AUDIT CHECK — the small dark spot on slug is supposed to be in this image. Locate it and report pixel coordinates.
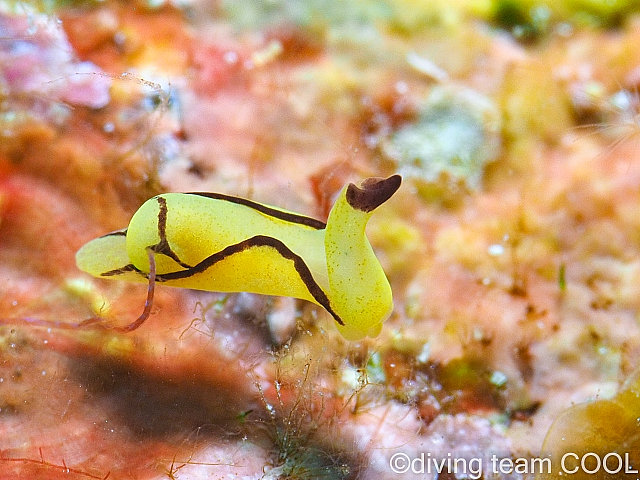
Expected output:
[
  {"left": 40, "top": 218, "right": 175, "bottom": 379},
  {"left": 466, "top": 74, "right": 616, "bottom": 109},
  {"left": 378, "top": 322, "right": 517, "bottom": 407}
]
[{"left": 346, "top": 175, "right": 401, "bottom": 213}]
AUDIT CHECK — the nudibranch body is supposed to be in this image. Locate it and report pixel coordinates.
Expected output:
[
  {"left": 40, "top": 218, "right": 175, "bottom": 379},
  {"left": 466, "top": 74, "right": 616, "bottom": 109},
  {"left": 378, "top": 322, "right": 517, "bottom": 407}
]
[{"left": 76, "top": 175, "right": 401, "bottom": 340}]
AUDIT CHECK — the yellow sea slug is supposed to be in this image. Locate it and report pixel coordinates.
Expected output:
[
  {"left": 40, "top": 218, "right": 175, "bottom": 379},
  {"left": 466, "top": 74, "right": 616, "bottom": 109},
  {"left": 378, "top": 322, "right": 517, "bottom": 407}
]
[{"left": 76, "top": 175, "right": 401, "bottom": 340}]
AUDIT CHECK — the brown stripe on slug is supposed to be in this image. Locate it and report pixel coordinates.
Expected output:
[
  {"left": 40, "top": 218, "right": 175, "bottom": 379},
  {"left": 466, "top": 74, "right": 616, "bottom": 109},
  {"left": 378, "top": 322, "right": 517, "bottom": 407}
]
[
  {"left": 99, "top": 229, "right": 128, "bottom": 238},
  {"left": 149, "top": 197, "right": 193, "bottom": 269},
  {"left": 156, "top": 234, "right": 345, "bottom": 326},
  {"left": 346, "top": 175, "right": 402, "bottom": 213},
  {"left": 101, "top": 263, "right": 144, "bottom": 277},
  {"left": 187, "top": 192, "right": 327, "bottom": 230}
]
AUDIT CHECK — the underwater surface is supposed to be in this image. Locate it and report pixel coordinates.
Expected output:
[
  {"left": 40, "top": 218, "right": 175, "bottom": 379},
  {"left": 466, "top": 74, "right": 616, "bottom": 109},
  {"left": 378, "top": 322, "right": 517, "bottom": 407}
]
[{"left": 1, "top": 0, "right": 640, "bottom": 478}]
